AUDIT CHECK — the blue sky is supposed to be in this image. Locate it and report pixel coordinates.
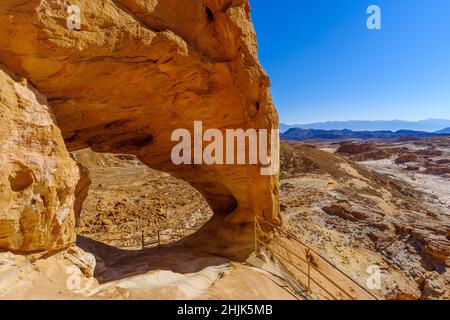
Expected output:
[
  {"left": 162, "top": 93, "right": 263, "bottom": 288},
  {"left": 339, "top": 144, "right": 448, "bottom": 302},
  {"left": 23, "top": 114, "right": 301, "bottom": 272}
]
[{"left": 250, "top": 0, "right": 450, "bottom": 124}]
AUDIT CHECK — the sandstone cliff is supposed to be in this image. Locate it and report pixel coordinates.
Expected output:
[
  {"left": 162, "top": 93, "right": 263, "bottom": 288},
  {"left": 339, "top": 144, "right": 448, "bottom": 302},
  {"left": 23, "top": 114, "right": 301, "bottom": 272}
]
[
  {"left": 0, "top": 66, "right": 79, "bottom": 251},
  {"left": 0, "top": 0, "right": 279, "bottom": 255}
]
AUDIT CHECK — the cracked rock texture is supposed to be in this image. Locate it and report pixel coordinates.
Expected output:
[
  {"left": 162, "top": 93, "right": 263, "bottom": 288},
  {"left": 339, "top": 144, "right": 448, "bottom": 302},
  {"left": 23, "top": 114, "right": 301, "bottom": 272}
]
[{"left": 0, "top": 66, "right": 79, "bottom": 251}]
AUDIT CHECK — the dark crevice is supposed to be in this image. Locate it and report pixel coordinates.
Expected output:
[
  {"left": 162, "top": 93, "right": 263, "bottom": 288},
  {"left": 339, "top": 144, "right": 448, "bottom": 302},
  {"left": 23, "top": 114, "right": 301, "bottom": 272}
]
[
  {"left": 104, "top": 119, "right": 129, "bottom": 129},
  {"left": 205, "top": 6, "right": 215, "bottom": 23},
  {"left": 65, "top": 132, "right": 81, "bottom": 144},
  {"left": 115, "top": 135, "right": 154, "bottom": 151}
]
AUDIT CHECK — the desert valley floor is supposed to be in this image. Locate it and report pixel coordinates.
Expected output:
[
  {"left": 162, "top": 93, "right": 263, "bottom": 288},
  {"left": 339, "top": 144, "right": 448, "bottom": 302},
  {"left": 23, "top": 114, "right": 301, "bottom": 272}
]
[{"left": 1, "top": 138, "right": 448, "bottom": 300}]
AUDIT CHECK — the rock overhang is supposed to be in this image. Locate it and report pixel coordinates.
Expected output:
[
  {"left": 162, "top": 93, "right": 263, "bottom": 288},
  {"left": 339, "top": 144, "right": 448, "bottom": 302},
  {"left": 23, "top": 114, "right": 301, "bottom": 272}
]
[{"left": 0, "top": 0, "right": 280, "bottom": 255}]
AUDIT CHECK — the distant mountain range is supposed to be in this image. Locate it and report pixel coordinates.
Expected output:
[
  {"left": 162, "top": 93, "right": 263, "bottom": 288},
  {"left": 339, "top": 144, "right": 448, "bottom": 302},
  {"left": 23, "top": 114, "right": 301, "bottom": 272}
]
[
  {"left": 281, "top": 128, "right": 450, "bottom": 141},
  {"left": 280, "top": 119, "right": 450, "bottom": 133},
  {"left": 436, "top": 127, "right": 450, "bottom": 134}
]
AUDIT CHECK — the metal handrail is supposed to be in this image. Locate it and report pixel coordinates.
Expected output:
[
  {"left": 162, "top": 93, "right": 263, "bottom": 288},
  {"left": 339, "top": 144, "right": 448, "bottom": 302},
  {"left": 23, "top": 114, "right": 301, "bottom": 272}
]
[
  {"left": 256, "top": 226, "right": 353, "bottom": 299},
  {"left": 256, "top": 238, "right": 339, "bottom": 299},
  {"left": 254, "top": 216, "right": 378, "bottom": 300},
  {"left": 82, "top": 226, "right": 200, "bottom": 249}
]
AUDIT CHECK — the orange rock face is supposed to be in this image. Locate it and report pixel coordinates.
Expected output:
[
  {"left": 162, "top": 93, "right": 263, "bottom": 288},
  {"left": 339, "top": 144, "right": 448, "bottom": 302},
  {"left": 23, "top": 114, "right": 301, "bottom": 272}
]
[
  {"left": 0, "top": 1, "right": 280, "bottom": 253},
  {"left": 0, "top": 66, "right": 79, "bottom": 251}
]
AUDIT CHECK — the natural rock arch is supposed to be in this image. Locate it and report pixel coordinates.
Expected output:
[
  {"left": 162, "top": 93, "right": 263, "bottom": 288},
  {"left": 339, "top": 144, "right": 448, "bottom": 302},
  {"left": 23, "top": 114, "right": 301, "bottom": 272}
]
[{"left": 0, "top": 0, "right": 280, "bottom": 257}]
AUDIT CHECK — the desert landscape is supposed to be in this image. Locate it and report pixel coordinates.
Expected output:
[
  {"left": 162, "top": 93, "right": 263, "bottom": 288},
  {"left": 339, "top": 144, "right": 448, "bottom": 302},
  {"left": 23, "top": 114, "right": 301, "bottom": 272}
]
[
  {"left": 0, "top": 0, "right": 449, "bottom": 301},
  {"left": 74, "top": 138, "right": 450, "bottom": 300},
  {"left": 1, "top": 139, "right": 448, "bottom": 299},
  {"left": 280, "top": 138, "right": 450, "bottom": 299}
]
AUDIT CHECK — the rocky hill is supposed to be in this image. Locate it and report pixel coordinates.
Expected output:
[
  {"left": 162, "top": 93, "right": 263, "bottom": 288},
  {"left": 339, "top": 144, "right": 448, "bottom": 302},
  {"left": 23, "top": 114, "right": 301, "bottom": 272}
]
[
  {"left": 436, "top": 127, "right": 450, "bottom": 134},
  {"left": 280, "top": 142, "right": 449, "bottom": 299}
]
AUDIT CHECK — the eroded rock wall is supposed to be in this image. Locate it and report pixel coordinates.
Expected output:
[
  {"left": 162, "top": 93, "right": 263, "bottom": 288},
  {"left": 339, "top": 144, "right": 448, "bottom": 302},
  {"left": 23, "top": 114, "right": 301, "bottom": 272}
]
[
  {"left": 0, "top": 66, "right": 79, "bottom": 251},
  {"left": 0, "top": 0, "right": 279, "bottom": 254}
]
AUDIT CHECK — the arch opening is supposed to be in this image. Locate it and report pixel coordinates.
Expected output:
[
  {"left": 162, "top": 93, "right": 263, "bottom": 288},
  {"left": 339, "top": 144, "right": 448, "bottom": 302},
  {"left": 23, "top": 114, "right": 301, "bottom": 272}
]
[{"left": 72, "top": 148, "right": 216, "bottom": 250}]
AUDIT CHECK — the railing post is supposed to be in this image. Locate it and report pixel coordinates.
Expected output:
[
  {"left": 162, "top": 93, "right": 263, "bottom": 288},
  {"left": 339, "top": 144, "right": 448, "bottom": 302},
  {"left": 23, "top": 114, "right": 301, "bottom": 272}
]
[
  {"left": 306, "top": 248, "right": 311, "bottom": 293},
  {"left": 254, "top": 216, "right": 258, "bottom": 255},
  {"left": 157, "top": 229, "right": 161, "bottom": 249}
]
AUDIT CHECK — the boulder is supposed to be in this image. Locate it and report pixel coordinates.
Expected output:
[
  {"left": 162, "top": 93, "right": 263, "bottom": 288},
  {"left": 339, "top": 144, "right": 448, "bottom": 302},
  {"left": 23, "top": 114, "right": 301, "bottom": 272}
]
[
  {"left": 353, "top": 150, "right": 392, "bottom": 161},
  {"left": 336, "top": 143, "right": 372, "bottom": 155},
  {"left": 395, "top": 154, "right": 418, "bottom": 164},
  {"left": 322, "top": 203, "right": 368, "bottom": 222}
]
